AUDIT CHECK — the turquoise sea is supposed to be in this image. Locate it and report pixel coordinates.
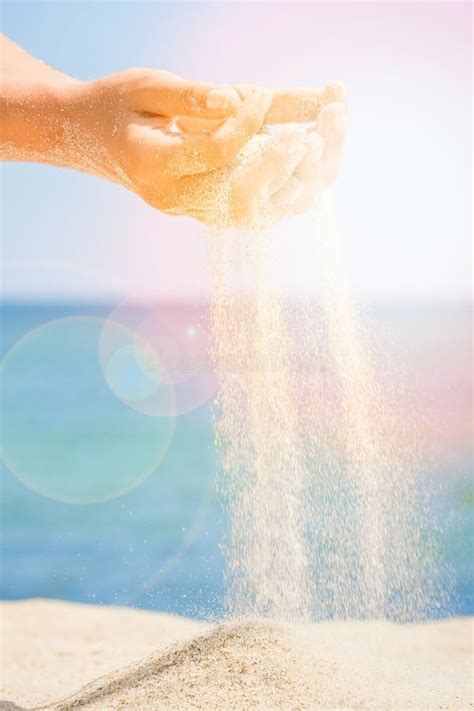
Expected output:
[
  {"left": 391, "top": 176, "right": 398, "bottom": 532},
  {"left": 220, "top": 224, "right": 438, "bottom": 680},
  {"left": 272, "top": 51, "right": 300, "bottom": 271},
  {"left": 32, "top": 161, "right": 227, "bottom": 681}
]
[{"left": 1, "top": 302, "right": 472, "bottom": 619}]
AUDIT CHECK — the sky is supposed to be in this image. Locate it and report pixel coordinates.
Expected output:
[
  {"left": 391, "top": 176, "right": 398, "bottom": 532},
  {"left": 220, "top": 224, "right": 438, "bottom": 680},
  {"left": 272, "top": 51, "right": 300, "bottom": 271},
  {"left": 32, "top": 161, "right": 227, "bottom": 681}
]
[{"left": 1, "top": 1, "right": 472, "bottom": 302}]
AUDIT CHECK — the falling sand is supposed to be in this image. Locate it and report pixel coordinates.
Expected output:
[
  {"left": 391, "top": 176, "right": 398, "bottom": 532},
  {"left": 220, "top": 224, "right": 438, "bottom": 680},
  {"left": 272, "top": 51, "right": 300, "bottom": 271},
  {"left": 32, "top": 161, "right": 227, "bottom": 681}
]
[
  {"left": 210, "top": 226, "right": 311, "bottom": 620},
  {"left": 210, "top": 190, "right": 445, "bottom": 622}
]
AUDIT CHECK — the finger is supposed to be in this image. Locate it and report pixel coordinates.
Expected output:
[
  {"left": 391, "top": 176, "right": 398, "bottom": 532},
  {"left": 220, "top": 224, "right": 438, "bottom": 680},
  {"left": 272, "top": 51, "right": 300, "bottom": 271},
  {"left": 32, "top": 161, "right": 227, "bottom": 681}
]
[
  {"left": 174, "top": 89, "right": 273, "bottom": 174},
  {"left": 174, "top": 116, "right": 223, "bottom": 133},
  {"left": 313, "top": 101, "right": 347, "bottom": 186},
  {"left": 243, "top": 130, "right": 308, "bottom": 189},
  {"left": 270, "top": 130, "right": 326, "bottom": 220},
  {"left": 228, "top": 132, "right": 309, "bottom": 227},
  {"left": 129, "top": 70, "right": 242, "bottom": 119},
  {"left": 172, "top": 83, "right": 347, "bottom": 131},
  {"left": 265, "top": 132, "right": 310, "bottom": 194},
  {"left": 271, "top": 176, "right": 318, "bottom": 222},
  {"left": 236, "top": 81, "right": 347, "bottom": 124},
  {"left": 174, "top": 118, "right": 271, "bottom": 135},
  {"left": 268, "top": 82, "right": 347, "bottom": 124},
  {"left": 204, "top": 89, "right": 274, "bottom": 170},
  {"left": 248, "top": 130, "right": 323, "bottom": 196},
  {"left": 294, "top": 132, "right": 324, "bottom": 186},
  {"left": 129, "top": 89, "right": 273, "bottom": 176}
]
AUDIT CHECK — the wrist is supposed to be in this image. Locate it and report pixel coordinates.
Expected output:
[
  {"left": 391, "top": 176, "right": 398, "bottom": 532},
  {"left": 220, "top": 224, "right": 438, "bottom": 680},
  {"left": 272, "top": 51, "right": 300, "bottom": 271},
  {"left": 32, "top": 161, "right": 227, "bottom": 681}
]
[
  {"left": 53, "top": 78, "right": 122, "bottom": 182},
  {"left": 0, "top": 74, "right": 84, "bottom": 165}
]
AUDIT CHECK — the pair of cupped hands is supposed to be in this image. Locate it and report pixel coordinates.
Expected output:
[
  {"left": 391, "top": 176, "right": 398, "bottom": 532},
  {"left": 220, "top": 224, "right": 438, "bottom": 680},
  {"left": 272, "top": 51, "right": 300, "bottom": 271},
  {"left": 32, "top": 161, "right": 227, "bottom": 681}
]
[{"left": 71, "top": 69, "right": 347, "bottom": 228}]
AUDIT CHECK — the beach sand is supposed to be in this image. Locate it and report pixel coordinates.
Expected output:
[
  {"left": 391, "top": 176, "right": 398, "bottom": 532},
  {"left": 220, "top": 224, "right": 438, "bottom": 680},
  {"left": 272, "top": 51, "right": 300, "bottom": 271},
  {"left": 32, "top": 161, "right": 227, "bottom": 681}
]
[{"left": 0, "top": 600, "right": 472, "bottom": 710}]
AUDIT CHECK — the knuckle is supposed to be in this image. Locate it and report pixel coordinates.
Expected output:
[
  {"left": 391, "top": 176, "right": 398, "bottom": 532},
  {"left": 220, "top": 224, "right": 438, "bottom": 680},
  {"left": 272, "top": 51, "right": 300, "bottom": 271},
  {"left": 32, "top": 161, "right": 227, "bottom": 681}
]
[
  {"left": 180, "top": 85, "right": 204, "bottom": 112},
  {"left": 118, "top": 68, "right": 152, "bottom": 92},
  {"left": 117, "top": 68, "right": 143, "bottom": 83}
]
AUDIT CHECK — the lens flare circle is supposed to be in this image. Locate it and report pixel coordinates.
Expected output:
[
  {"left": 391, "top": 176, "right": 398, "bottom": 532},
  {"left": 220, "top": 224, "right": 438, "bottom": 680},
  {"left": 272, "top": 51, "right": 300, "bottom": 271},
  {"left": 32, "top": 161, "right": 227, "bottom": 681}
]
[
  {"left": 104, "top": 343, "right": 163, "bottom": 403},
  {"left": 1, "top": 317, "right": 175, "bottom": 503},
  {"left": 100, "top": 298, "right": 217, "bottom": 416}
]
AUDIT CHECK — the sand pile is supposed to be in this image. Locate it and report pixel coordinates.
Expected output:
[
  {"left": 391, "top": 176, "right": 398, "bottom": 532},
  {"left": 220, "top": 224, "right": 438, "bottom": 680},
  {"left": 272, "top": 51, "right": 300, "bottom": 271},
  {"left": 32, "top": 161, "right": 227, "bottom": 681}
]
[
  {"left": 50, "top": 621, "right": 319, "bottom": 710},
  {"left": 20, "top": 612, "right": 467, "bottom": 711}
]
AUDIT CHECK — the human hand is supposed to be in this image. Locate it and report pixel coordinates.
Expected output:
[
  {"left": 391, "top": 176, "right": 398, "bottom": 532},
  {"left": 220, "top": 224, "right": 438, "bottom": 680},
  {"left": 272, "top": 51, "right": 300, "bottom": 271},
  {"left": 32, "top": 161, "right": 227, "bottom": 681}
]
[
  {"left": 158, "top": 83, "right": 347, "bottom": 229},
  {"left": 68, "top": 71, "right": 346, "bottom": 228},
  {"left": 65, "top": 70, "right": 273, "bottom": 191},
  {"left": 1, "top": 35, "right": 346, "bottom": 228},
  {"left": 0, "top": 39, "right": 274, "bottom": 188}
]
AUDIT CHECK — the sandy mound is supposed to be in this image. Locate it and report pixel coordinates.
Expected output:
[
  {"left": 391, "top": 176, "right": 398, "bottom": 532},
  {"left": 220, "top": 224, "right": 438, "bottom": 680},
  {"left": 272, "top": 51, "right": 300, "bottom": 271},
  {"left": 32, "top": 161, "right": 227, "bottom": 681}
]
[
  {"left": 0, "top": 599, "right": 206, "bottom": 708},
  {"left": 50, "top": 621, "right": 319, "bottom": 710},
  {"left": 2, "top": 602, "right": 471, "bottom": 710},
  {"left": 45, "top": 617, "right": 473, "bottom": 711}
]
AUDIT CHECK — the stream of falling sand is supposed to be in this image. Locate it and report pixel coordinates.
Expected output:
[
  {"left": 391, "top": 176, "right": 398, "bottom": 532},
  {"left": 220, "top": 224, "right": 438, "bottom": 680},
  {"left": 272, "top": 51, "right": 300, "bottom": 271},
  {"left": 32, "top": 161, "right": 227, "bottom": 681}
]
[
  {"left": 211, "top": 229, "right": 312, "bottom": 620},
  {"left": 210, "top": 191, "right": 441, "bottom": 622}
]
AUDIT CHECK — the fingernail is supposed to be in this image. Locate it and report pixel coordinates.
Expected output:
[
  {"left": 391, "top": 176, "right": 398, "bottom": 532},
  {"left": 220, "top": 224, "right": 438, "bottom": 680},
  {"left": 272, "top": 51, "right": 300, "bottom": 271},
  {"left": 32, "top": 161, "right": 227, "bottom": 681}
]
[
  {"left": 206, "top": 88, "right": 238, "bottom": 111},
  {"left": 324, "top": 81, "right": 347, "bottom": 104}
]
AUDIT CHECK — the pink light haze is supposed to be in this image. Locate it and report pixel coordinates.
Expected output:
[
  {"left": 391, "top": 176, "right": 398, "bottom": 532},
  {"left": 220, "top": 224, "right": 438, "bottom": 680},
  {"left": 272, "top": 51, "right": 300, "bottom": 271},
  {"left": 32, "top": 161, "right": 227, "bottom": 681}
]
[{"left": 124, "top": 1, "right": 471, "bottom": 304}]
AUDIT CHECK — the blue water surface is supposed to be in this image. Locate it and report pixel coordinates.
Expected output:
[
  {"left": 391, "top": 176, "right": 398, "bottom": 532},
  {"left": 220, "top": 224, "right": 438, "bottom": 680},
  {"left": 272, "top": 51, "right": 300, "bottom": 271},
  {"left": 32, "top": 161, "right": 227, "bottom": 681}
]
[{"left": 1, "top": 303, "right": 472, "bottom": 619}]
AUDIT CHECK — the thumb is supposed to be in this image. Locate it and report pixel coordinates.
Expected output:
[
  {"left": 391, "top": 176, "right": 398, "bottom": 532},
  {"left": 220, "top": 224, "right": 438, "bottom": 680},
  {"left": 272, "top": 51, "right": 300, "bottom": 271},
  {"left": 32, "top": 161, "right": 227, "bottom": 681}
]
[{"left": 130, "top": 71, "right": 242, "bottom": 119}]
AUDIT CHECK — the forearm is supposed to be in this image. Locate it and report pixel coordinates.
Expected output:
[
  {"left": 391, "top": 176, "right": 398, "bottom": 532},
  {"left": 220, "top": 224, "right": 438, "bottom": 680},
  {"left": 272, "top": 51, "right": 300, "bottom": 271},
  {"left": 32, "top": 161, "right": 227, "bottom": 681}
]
[{"left": 0, "top": 34, "right": 83, "bottom": 167}]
